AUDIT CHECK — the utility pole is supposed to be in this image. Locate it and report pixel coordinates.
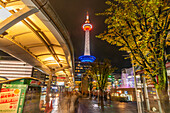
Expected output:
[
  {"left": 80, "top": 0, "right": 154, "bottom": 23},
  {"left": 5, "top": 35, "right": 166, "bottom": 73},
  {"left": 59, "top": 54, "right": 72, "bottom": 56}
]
[{"left": 143, "top": 76, "right": 150, "bottom": 111}]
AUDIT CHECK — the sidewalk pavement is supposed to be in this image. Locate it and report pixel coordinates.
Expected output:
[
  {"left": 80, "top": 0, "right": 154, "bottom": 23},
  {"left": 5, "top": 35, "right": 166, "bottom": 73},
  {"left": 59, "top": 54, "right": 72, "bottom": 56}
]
[{"left": 78, "top": 98, "right": 138, "bottom": 113}]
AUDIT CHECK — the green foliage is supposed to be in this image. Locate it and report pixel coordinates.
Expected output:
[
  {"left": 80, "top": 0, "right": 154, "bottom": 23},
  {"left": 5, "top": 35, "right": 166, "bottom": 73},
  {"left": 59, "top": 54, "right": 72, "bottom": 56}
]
[
  {"left": 86, "top": 59, "right": 117, "bottom": 90},
  {"left": 97, "top": 0, "right": 170, "bottom": 90}
]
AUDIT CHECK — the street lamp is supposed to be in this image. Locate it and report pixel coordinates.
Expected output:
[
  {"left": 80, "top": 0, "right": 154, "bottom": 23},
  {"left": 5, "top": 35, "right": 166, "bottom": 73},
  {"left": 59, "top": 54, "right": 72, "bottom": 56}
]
[{"left": 123, "top": 54, "right": 142, "bottom": 113}]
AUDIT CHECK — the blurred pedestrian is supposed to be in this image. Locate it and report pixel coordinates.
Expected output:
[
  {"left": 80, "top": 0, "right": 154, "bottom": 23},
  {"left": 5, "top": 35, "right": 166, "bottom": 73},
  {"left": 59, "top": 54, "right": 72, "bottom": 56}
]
[
  {"left": 70, "top": 91, "right": 79, "bottom": 113},
  {"left": 104, "top": 91, "right": 107, "bottom": 101},
  {"left": 58, "top": 93, "right": 71, "bottom": 113},
  {"left": 108, "top": 92, "right": 112, "bottom": 104}
]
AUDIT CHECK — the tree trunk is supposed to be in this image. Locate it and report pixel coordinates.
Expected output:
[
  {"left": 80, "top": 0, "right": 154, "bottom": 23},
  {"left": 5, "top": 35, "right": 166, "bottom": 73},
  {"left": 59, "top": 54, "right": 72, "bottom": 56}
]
[
  {"left": 100, "top": 89, "right": 104, "bottom": 111},
  {"left": 157, "top": 88, "right": 169, "bottom": 113},
  {"left": 89, "top": 90, "right": 92, "bottom": 99},
  {"left": 158, "top": 65, "right": 169, "bottom": 113}
]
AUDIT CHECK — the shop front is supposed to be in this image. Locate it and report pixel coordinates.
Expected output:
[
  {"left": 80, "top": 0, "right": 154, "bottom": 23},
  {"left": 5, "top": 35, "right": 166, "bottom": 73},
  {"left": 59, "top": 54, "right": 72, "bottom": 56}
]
[{"left": 111, "top": 88, "right": 136, "bottom": 101}]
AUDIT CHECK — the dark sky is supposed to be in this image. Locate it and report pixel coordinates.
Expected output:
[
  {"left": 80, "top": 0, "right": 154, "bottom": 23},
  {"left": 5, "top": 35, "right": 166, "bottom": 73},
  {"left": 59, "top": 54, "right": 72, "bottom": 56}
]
[{"left": 49, "top": 0, "right": 131, "bottom": 73}]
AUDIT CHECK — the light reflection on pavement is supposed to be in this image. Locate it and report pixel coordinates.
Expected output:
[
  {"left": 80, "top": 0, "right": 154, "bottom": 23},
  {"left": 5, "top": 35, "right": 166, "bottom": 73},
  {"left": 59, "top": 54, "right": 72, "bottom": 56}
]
[
  {"left": 78, "top": 99, "right": 138, "bottom": 113},
  {"left": 41, "top": 95, "right": 138, "bottom": 113},
  {"left": 51, "top": 97, "right": 59, "bottom": 113},
  {"left": 93, "top": 104, "right": 99, "bottom": 108},
  {"left": 40, "top": 94, "right": 60, "bottom": 113}
]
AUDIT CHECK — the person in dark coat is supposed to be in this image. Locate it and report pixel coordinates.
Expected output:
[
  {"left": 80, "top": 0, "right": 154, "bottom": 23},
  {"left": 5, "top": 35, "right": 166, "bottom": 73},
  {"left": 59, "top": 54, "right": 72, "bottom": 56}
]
[{"left": 104, "top": 91, "right": 107, "bottom": 101}]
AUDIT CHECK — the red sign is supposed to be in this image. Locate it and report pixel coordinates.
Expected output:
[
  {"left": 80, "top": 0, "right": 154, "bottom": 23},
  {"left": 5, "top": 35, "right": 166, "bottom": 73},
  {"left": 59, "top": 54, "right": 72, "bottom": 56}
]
[
  {"left": 30, "top": 80, "right": 41, "bottom": 86},
  {"left": 0, "top": 88, "right": 21, "bottom": 112},
  {"left": 57, "top": 77, "right": 66, "bottom": 79},
  {"left": 166, "top": 62, "right": 170, "bottom": 68}
]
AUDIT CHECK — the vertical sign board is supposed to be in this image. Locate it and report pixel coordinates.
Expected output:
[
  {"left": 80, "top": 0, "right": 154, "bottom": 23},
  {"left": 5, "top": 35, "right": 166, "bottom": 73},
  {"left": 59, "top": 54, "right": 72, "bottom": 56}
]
[
  {"left": 0, "top": 88, "right": 21, "bottom": 113},
  {"left": 0, "top": 84, "right": 27, "bottom": 113}
]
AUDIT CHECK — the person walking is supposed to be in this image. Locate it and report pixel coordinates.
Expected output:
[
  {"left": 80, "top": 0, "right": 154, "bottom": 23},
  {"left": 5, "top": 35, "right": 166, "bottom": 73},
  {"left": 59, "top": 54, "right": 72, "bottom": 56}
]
[
  {"left": 70, "top": 91, "right": 79, "bottom": 113},
  {"left": 58, "top": 93, "right": 71, "bottom": 113},
  {"left": 104, "top": 91, "right": 107, "bottom": 101}
]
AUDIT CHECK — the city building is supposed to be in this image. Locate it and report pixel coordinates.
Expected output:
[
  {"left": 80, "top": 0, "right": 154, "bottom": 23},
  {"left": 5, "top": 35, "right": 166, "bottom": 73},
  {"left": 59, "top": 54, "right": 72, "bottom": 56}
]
[
  {"left": 121, "top": 67, "right": 141, "bottom": 88},
  {"left": 0, "top": 50, "right": 33, "bottom": 80},
  {"left": 111, "top": 67, "right": 142, "bottom": 101},
  {"left": 74, "top": 60, "right": 91, "bottom": 91},
  {"left": 74, "top": 12, "right": 96, "bottom": 92}
]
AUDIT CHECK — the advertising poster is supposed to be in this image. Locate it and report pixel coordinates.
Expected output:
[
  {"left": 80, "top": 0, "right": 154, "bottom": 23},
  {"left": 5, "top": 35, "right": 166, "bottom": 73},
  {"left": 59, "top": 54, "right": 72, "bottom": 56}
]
[
  {"left": 0, "top": 84, "right": 27, "bottom": 113},
  {"left": 0, "top": 88, "right": 21, "bottom": 113}
]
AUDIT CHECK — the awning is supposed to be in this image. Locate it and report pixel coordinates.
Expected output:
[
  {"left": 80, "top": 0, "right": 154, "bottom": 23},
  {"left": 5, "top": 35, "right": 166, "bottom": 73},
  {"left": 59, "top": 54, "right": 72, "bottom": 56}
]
[{"left": 0, "top": 0, "right": 74, "bottom": 84}]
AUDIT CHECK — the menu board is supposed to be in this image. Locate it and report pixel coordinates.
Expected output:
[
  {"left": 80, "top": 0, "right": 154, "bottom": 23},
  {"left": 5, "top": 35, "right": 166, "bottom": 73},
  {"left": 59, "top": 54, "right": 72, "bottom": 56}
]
[{"left": 0, "top": 84, "right": 27, "bottom": 113}]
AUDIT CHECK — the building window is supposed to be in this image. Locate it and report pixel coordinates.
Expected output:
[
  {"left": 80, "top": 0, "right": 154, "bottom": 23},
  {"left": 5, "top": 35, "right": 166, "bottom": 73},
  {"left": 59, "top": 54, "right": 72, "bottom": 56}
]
[{"left": 76, "top": 67, "right": 79, "bottom": 69}]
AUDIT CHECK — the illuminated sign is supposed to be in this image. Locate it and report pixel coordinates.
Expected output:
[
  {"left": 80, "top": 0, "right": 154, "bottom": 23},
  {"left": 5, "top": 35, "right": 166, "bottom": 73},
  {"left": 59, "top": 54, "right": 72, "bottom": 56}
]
[
  {"left": 57, "top": 82, "right": 64, "bottom": 86},
  {"left": 79, "top": 55, "right": 96, "bottom": 62},
  {"left": 57, "top": 77, "right": 66, "bottom": 79},
  {"left": 166, "top": 62, "right": 170, "bottom": 68},
  {"left": 30, "top": 80, "right": 41, "bottom": 86},
  {"left": 124, "top": 91, "right": 128, "bottom": 94}
]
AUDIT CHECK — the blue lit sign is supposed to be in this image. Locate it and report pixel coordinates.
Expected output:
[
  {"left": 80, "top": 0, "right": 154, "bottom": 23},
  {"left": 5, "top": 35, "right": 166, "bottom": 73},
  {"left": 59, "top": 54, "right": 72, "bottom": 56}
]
[
  {"left": 77, "top": 74, "right": 81, "bottom": 76},
  {"left": 124, "top": 91, "right": 128, "bottom": 94}
]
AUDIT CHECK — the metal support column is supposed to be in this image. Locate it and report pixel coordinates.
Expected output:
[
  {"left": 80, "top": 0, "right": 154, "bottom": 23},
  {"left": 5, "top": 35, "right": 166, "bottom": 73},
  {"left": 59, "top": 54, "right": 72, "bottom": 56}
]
[{"left": 131, "top": 56, "right": 142, "bottom": 113}]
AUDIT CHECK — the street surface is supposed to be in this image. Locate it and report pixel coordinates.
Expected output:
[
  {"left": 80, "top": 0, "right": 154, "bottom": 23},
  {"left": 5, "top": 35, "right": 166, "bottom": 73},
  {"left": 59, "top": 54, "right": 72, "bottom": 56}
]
[
  {"left": 49, "top": 96, "right": 138, "bottom": 113},
  {"left": 78, "top": 98, "right": 137, "bottom": 113}
]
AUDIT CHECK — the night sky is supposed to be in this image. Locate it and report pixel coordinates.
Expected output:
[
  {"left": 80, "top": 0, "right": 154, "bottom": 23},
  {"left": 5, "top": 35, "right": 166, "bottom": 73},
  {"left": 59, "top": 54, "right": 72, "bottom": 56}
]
[{"left": 49, "top": 0, "right": 131, "bottom": 73}]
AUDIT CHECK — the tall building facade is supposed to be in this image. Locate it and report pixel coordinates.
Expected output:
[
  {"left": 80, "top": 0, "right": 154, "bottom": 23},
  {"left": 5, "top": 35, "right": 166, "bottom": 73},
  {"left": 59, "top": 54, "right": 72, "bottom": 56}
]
[
  {"left": 74, "top": 61, "right": 91, "bottom": 90},
  {"left": 0, "top": 51, "right": 33, "bottom": 80}
]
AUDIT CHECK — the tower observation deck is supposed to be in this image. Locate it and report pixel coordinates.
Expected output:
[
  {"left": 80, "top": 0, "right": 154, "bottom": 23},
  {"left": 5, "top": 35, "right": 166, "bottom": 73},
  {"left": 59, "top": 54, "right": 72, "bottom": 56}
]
[{"left": 79, "top": 12, "right": 96, "bottom": 62}]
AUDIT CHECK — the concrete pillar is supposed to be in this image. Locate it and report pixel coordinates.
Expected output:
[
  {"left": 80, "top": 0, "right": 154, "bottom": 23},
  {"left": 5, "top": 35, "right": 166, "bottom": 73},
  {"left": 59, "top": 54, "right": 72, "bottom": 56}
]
[{"left": 46, "top": 70, "right": 55, "bottom": 104}]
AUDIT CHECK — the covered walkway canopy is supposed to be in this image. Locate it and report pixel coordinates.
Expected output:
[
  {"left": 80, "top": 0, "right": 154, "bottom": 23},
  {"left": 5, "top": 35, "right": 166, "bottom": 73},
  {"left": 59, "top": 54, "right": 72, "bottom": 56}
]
[{"left": 0, "top": 0, "right": 74, "bottom": 86}]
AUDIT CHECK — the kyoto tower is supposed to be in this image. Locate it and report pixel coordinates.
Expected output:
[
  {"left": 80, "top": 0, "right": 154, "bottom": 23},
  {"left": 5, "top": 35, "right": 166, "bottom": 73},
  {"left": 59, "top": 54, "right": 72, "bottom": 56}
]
[{"left": 79, "top": 12, "right": 96, "bottom": 62}]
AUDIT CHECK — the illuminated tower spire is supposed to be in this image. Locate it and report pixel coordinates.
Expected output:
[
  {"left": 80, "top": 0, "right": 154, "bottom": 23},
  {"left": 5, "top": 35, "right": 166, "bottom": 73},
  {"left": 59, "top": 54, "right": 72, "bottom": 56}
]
[{"left": 79, "top": 12, "right": 96, "bottom": 62}]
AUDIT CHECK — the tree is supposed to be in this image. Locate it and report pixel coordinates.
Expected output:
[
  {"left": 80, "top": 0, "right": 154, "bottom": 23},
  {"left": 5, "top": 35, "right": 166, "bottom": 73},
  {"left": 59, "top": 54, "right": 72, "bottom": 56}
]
[
  {"left": 88, "top": 75, "right": 93, "bottom": 99},
  {"left": 97, "top": 0, "right": 170, "bottom": 112},
  {"left": 78, "top": 82, "right": 81, "bottom": 92},
  {"left": 86, "top": 59, "right": 117, "bottom": 111}
]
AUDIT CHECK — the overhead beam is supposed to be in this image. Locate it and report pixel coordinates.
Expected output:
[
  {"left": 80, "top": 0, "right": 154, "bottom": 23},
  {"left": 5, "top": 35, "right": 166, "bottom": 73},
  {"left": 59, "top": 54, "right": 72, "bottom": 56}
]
[
  {"left": 0, "top": 6, "right": 38, "bottom": 35},
  {"left": 26, "top": 43, "right": 61, "bottom": 49},
  {"left": 55, "top": 66, "right": 70, "bottom": 72},
  {"left": 0, "top": 1, "right": 6, "bottom": 7},
  {"left": 36, "top": 53, "right": 65, "bottom": 57}
]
